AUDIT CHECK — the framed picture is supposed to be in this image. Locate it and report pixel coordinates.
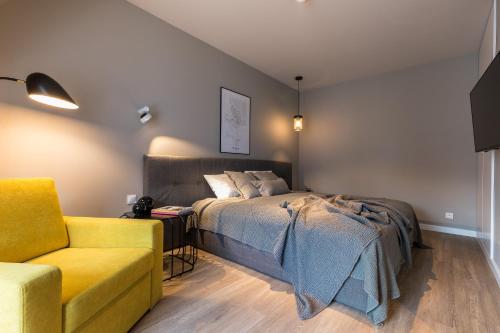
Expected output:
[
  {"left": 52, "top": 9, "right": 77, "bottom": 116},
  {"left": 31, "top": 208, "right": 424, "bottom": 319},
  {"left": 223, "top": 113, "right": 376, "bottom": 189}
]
[{"left": 220, "top": 87, "right": 251, "bottom": 155}]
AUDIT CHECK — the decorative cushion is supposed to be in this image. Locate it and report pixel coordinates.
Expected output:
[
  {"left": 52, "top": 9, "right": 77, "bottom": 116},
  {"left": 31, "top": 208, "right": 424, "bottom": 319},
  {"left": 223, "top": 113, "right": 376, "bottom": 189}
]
[
  {"left": 28, "top": 247, "right": 153, "bottom": 332},
  {"left": 252, "top": 178, "right": 290, "bottom": 196},
  {"left": 0, "top": 178, "right": 69, "bottom": 262},
  {"left": 245, "top": 170, "right": 279, "bottom": 181},
  {"left": 224, "top": 171, "right": 261, "bottom": 199},
  {"left": 203, "top": 174, "right": 241, "bottom": 199}
]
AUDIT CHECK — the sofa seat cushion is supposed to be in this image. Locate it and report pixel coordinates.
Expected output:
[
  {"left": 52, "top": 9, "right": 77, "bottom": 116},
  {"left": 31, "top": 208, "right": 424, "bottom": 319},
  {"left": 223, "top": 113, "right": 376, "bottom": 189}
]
[{"left": 28, "top": 247, "right": 153, "bottom": 332}]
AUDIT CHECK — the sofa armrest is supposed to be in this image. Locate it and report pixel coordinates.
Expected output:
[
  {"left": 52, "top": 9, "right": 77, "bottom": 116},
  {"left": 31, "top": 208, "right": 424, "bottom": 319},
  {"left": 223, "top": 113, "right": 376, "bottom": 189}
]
[
  {"left": 64, "top": 216, "right": 163, "bottom": 307},
  {"left": 0, "top": 263, "right": 62, "bottom": 333},
  {"left": 64, "top": 216, "right": 162, "bottom": 249}
]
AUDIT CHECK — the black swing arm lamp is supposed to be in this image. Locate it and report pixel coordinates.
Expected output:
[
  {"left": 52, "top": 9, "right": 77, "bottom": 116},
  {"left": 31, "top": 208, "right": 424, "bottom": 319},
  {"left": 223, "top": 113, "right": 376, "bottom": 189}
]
[{"left": 0, "top": 73, "right": 79, "bottom": 110}]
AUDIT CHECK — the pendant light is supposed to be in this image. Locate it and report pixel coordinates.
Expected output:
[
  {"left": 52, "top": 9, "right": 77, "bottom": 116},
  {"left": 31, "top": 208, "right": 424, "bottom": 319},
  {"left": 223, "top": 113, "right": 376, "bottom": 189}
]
[
  {"left": 293, "top": 76, "right": 303, "bottom": 132},
  {"left": 0, "top": 72, "right": 78, "bottom": 109}
]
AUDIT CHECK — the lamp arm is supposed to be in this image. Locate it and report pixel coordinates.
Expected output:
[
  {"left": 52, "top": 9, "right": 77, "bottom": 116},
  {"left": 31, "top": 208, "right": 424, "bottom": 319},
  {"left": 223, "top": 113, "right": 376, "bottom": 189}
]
[{"left": 0, "top": 76, "right": 25, "bottom": 83}]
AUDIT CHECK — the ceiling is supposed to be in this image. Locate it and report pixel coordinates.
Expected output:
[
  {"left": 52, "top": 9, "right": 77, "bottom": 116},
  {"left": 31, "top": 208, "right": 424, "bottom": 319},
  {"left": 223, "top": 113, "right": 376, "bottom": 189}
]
[{"left": 130, "top": 0, "right": 491, "bottom": 90}]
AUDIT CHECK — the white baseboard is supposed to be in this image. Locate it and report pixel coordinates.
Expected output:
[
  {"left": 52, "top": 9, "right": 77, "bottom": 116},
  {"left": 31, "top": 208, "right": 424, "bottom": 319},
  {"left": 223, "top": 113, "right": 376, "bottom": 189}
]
[
  {"left": 420, "top": 223, "right": 479, "bottom": 238},
  {"left": 477, "top": 239, "right": 500, "bottom": 288}
]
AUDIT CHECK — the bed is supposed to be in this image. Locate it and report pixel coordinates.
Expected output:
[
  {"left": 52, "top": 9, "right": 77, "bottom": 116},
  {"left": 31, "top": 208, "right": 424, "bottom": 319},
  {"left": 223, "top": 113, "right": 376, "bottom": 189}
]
[{"left": 143, "top": 155, "right": 422, "bottom": 325}]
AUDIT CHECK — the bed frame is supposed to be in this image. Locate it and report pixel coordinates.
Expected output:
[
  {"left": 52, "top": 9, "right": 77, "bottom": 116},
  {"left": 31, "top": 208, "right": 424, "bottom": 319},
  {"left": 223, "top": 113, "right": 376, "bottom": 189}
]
[{"left": 143, "top": 155, "right": 372, "bottom": 319}]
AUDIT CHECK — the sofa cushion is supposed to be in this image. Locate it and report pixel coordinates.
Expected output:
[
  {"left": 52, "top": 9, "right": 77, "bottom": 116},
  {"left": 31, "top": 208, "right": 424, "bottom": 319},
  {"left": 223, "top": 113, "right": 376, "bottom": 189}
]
[
  {"left": 0, "top": 178, "right": 69, "bottom": 262},
  {"left": 28, "top": 247, "right": 153, "bottom": 332}
]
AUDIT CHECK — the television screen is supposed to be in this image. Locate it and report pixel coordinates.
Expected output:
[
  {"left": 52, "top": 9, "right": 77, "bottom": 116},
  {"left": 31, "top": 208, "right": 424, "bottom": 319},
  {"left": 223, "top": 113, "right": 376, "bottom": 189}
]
[{"left": 470, "top": 52, "right": 500, "bottom": 152}]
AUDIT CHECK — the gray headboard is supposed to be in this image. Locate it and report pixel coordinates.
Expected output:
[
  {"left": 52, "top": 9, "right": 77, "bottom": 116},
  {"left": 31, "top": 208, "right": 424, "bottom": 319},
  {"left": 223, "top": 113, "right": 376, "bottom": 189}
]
[{"left": 143, "top": 155, "right": 293, "bottom": 207}]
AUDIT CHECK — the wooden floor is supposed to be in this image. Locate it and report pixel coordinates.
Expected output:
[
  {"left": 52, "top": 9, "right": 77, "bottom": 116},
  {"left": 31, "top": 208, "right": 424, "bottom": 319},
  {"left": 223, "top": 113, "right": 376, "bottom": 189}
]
[{"left": 131, "top": 231, "right": 500, "bottom": 333}]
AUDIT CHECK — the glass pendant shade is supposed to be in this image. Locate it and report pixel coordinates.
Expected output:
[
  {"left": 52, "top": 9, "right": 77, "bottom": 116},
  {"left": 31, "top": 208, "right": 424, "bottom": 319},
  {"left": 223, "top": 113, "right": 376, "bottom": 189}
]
[{"left": 294, "top": 114, "right": 303, "bottom": 132}]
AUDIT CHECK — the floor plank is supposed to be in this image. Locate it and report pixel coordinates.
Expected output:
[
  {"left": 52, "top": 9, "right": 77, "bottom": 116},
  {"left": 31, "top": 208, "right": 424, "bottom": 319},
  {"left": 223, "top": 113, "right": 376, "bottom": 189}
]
[{"left": 131, "top": 231, "right": 500, "bottom": 333}]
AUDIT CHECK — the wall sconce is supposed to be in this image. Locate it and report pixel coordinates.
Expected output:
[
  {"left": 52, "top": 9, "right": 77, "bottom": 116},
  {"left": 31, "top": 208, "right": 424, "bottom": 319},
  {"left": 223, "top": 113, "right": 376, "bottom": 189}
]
[
  {"left": 0, "top": 72, "right": 78, "bottom": 109},
  {"left": 294, "top": 75, "right": 303, "bottom": 132},
  {"left": 138, "top": 106, "right": 152, "bottom": 124}
]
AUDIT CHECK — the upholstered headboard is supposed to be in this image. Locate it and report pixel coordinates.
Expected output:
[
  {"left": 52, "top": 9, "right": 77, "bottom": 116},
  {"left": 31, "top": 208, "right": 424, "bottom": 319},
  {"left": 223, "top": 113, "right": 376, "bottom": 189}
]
[{"left": 143, "top": 155, "right": 293, "bottom": 207}]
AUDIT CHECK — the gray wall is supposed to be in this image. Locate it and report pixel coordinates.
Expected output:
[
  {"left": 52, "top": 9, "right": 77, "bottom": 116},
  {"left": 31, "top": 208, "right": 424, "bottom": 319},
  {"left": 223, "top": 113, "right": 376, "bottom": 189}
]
[
  {"left": 300, "top": 55, "right": 478, "bottom": 229},
  {"left": 0, "top": 0, "right": 298, "bottom": 217}
]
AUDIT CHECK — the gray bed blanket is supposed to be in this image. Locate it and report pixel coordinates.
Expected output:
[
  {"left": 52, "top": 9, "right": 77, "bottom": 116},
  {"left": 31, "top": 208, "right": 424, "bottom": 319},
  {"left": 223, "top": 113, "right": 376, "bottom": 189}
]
[
  {"left": 193, "top": 193, "right": 421, "bottom": 324},
  {"left": 274, "top": 194, "right": 416, "bottom": 322},
  {"left": 274, "top": 195, "right": 380, "bottom": 319}
]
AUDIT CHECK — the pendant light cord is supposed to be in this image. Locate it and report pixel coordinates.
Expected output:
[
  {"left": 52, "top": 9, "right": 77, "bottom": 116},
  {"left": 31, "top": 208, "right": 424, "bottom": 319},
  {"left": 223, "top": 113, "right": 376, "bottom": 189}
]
[{"left": 297, "top": 79, "right": 301, "bottom": 116}]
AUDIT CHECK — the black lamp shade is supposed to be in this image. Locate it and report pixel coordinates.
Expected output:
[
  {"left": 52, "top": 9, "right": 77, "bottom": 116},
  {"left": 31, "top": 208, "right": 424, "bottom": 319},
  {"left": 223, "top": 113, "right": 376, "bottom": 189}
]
[{"left": 25, "top": 73, "right": 78, "bottom": 109}]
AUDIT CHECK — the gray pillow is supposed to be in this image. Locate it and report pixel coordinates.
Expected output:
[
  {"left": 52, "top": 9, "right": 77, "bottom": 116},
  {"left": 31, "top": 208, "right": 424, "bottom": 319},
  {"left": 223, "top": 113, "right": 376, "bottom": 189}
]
[
  {"left": 224, "top": 171, "right": 261, "bottom": 199},
  {"left": 203, "top": 174, "right": 241, "bottom": 199},
  {"left": 252, "top": 178, "right": 290, "bottom": 196},
  {"left": 245, "top": 170, "right": 279, "bottom": 181}
]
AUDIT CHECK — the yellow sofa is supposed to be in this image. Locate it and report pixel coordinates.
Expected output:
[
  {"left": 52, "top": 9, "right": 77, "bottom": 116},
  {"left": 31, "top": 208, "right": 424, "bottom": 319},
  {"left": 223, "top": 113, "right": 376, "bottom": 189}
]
[{"left": 0, "top": 178, "right": 163, "bottom": 333}]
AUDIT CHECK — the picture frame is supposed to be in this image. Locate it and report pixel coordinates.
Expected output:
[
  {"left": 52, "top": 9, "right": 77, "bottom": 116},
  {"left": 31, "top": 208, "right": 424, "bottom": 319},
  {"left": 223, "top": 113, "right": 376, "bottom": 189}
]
[{"left": 220, "top": 87, "right": 251, "bottom": 155}]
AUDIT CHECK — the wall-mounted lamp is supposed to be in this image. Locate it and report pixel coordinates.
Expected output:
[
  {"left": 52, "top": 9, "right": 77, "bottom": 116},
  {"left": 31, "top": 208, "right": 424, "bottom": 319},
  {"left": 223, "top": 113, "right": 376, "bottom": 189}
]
[
  {"left": 294, "top": 75, "right": 303, "bottom": 132},
  {"left": 0, "top": 72, "right": 78, "bottom": 109},
  {"left": 138, "top": 106, "right": 152, "bottom": 124}
]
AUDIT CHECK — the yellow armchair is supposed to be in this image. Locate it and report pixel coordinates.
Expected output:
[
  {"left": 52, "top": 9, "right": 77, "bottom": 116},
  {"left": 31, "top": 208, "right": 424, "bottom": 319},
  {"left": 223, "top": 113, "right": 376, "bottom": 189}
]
[
  {"left": 0, "top": 179, "right": 163, "bottom": 333},
  {"left": 64, "top": 216, "right": 163, "bottom": 306}
]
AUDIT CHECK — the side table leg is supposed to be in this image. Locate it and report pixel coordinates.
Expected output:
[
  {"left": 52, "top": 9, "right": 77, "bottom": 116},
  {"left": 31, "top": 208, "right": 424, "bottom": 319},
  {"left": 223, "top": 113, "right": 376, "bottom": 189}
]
[
  {"left": 181, "top": 215, "right": 185, "bottom": 274},
  {"left": 170, "top": 220, "right": 174, "bottom": 279}
]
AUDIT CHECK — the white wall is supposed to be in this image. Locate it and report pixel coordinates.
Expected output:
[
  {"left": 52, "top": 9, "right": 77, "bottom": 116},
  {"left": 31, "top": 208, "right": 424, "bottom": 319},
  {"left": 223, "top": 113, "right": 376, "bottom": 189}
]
[
  {"left": 495, "top": 0, "right": 500, "bottom": 286},
  {"left": 495, "top": 150, "right": 500, "bottom": 280},
  {"left": 493, "top": 0, "right": 500, "bottom": 284},
  {"left": 477, "top": 0, "right": 500, "bottom": 284}
]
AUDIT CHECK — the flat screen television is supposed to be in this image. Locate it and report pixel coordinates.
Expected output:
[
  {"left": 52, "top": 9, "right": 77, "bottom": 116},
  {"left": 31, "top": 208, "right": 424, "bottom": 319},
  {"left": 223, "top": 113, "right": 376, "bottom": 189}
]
[{"left": 470, "top": 52, "right": 500, "bottom": 152}]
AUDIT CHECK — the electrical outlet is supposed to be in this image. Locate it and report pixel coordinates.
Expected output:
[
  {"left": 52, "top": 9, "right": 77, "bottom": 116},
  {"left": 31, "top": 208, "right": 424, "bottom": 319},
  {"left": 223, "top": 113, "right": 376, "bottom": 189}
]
[
  {"left": 445, "top": 212, "right": 454, "bottom": 220},
  {"left": 126, "top": 194, "right": 137, "bottom": 205}
]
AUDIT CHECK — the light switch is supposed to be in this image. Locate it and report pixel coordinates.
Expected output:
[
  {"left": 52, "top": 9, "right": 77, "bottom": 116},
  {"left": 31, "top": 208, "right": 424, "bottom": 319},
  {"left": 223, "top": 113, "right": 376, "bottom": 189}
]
[{"left": 127, "top": 194, "right": 138, "bottom": 205}]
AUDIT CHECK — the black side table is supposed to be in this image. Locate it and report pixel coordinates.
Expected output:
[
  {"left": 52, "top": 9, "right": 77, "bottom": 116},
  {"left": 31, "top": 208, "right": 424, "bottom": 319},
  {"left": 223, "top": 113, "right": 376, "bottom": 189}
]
[{"left": 121, "top": 211, "right": 198, "bottom": 280}]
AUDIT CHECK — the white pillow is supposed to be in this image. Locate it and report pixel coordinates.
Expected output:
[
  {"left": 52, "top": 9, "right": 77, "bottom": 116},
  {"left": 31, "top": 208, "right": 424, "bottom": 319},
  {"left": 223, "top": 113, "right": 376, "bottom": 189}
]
[{"left": 204, "top": 174, "right": 241, "bottom": 199}]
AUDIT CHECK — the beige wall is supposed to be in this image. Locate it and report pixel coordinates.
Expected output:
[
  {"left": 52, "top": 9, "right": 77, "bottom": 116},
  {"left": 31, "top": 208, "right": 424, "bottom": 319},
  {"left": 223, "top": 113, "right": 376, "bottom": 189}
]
[
  {"left": 300, "top": 55, "right": 478, "bottom": 229},
  {"left": 0, "top": 0, "right": 298, "bottom": 217}
]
